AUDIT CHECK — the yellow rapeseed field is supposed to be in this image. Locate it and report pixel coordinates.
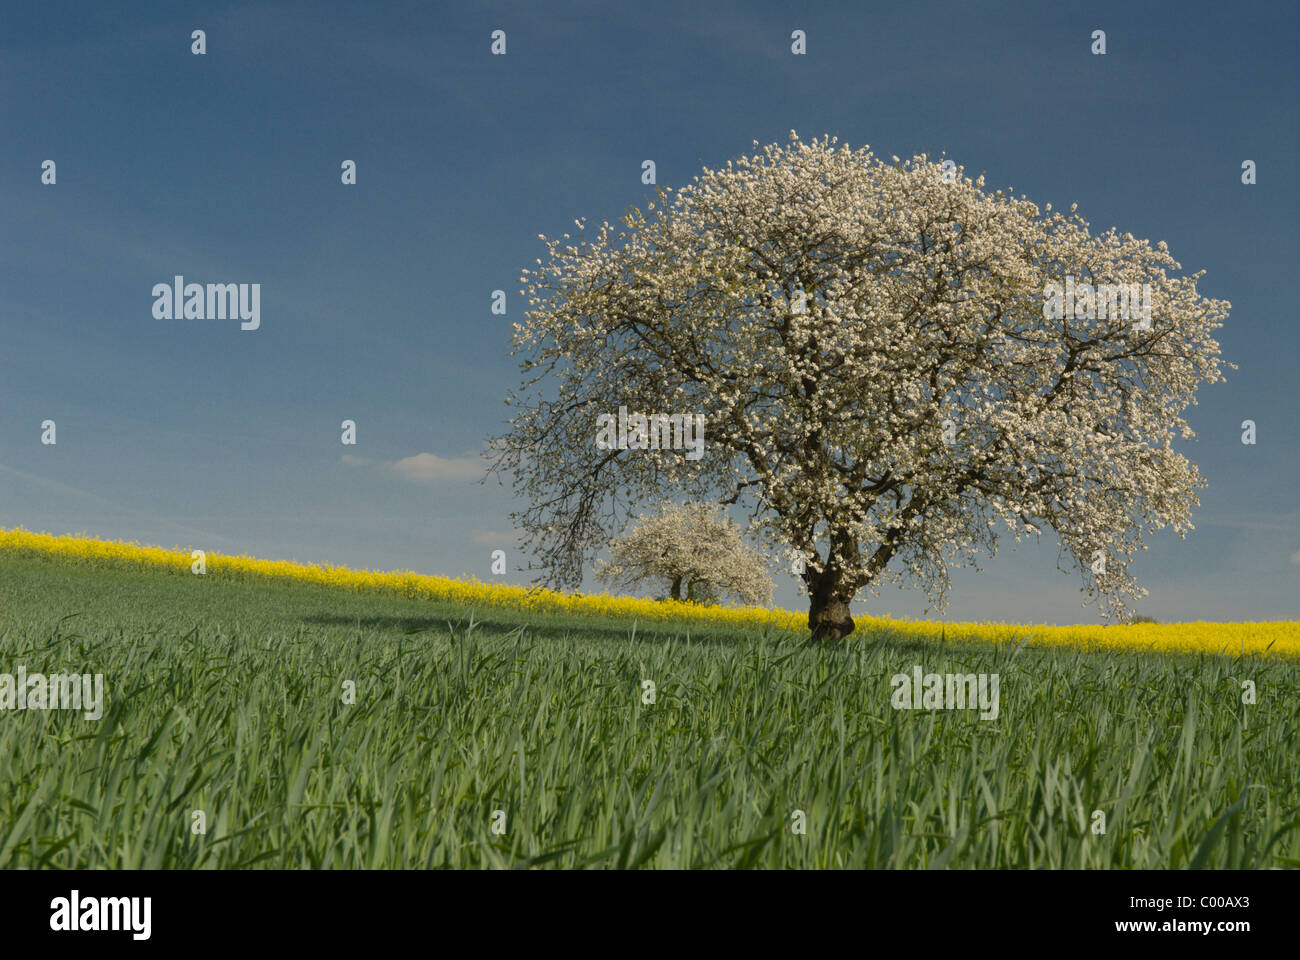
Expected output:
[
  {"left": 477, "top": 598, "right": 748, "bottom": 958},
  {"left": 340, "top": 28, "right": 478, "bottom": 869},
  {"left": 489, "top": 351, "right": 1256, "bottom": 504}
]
[{"left": 2, "top": 526, "right": 1296, "bottom": 657}]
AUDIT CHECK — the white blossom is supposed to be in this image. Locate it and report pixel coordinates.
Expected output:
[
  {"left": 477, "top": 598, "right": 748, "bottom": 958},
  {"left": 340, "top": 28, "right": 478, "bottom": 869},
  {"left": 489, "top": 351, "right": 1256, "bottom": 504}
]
[
  {"left": 594, "top": 501, "right": 773, "bottom": 606},
  {"left": 489, "top": 133, "right": 1230, "bottom": 639}
]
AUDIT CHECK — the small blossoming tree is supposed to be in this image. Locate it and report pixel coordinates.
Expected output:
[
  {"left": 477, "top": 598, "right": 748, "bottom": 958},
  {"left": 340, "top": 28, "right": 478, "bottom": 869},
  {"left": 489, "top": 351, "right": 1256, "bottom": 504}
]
[
  {"left": 490, "top": 133, "right": 1229, "bottom": 641},
  {"left": 594, "top": 501, "right": 773, "bottom": 606}
]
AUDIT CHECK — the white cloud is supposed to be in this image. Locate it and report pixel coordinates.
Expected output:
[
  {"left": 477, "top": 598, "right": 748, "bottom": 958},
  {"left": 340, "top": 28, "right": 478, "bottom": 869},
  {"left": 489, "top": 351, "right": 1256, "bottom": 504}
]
[
  {"left": 1289, "top": 549, "right": 1300, "bottom": 566},
  {"left": 340, "top": 451, "right": 482, "bottom": 483},
  {"left": 390, "top": 452, "right": 482, "bottom": 483}
]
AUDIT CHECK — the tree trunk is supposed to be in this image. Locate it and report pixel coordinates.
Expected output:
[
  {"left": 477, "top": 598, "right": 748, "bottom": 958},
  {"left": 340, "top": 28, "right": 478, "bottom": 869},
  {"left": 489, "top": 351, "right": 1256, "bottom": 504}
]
[
  {"left": 807, "top": 570, "right": 856, "bottom": 642},
  {"left": 670, "top": 574, "right": 684, "bottom": 601}
]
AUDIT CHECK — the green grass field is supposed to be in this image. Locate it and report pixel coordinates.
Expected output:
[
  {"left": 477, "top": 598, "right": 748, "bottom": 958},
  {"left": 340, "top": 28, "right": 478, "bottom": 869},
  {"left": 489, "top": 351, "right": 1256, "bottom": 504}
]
[{"left": 1, "top": 552, "right": 1296, "bottom": 868}]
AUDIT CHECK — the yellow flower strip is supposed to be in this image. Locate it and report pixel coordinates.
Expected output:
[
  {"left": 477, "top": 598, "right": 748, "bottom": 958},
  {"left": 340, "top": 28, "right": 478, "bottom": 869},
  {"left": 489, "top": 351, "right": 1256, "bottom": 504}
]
[{"left": 1, "top": 527, "right": 1296, "bottom": 657}]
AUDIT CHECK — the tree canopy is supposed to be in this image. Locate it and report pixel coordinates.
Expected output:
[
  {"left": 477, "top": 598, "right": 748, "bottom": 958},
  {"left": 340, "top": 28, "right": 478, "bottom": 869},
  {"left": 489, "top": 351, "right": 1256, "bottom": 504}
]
[
  {"left": 594, "top": 500, "right": 773, "bottom": 606},
  {"left": 490, "top": 133, "right": 1229, "bottom": 640}
]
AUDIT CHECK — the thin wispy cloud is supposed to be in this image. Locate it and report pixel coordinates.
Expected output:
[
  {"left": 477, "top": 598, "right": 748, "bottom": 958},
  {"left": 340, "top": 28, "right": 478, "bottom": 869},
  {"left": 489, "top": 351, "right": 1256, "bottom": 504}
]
[
  {"left": 341, "top": 452, "right": 483, "bottom": 483},
  {"left": 0, "top": 462, "right": 237, "bottom": 548}
]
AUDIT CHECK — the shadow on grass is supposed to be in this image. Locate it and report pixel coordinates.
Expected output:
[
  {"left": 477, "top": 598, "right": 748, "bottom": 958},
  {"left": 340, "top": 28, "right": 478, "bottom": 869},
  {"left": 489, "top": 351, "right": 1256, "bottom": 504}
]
[
  {"left": 297, "top": 609, "right": 1008, "bottom": 661},
  {"left": 298, "top": 608, "right": 791, "bottom": 649}
]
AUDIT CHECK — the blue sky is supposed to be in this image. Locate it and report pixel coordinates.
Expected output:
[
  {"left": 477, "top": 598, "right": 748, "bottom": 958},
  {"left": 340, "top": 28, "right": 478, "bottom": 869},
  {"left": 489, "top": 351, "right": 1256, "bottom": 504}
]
[{"left": 2, "top": 0, "right": 1296, "bottom": 623}]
